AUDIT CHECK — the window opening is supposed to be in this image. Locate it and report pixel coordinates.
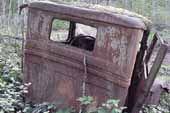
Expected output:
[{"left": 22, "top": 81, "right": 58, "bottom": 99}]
[
  {"left": 70, "top": 23, "right": 97, "bottom": 51},
  {"left": 50, "top": 19, "right": 70, "bottom": 42},
  {"left": 50, "top": 19, "right": 97, "bottom": 51}
]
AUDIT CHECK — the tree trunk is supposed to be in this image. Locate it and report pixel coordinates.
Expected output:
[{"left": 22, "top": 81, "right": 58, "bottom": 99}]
[
  {"left": 0, "top": 0, "right": 2, "bottom": 15},
  {"left": 124, "top": 0, "right": 132, "bottom": 10},
  {"left": 152, "top": 0, "right": 157, "bottom": 24}
]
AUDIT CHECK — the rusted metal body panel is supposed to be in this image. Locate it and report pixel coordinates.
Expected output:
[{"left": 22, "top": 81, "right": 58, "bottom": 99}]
[
  {"left": 24, "top": 1, "right": 145, "bottom": 109},
  {"left": 29, "top": 1, "right": 147, "bottom": 30}
]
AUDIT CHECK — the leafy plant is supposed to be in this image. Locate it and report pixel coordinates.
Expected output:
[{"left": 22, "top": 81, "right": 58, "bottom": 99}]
[
  {"left": 0, "top": 38, "right": 24, "bottom": 113},
  {"left": 77, "top": 96, "right": 125, "bottom": 113},
  {"left": 159, "top": 92, "right": 170, "bottom": 112},
  {"left": 0, "top": 80, "right": 29, "bottom": 113},
  {"left": 143, "top": 105, "right": 169, "bottom": 113},
  {"left": 22, "top": 102, "right": 76, "bottom": 113},
  {"left": 77, "top": 96, "right": 94, "bottom": 105},
  {"left": 23, "top": 102, "right": 58, "bottom": 113},
  {"left": 52, "top": 19, "right": 70, "bottom": 31}
]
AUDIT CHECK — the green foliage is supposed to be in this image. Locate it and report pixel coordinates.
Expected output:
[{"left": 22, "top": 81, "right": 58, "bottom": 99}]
[
  {"left": 77, "top": 96, "right": 94, "bottom": 105},
  {"left": 0, "top": 38, "right": 25, "bottom": 113},
  {"left": 10, "top": 0, "right": 18, "bottom": 15},
  {"left": 147, "top": 31, "right": 155, "bottom": 45},
  {"left": 98, "top": 99, "right": 124, "bottom": 113},
  {"left": 159, "top": 29, "right": 170, "bottom": 40},
  {"left": 143, "top": 105, "right": 169, "bottom": 113},
  {"left": 23, "top": 102, "right": 58, "bottom": 113},
  {"left": 77, "top": 96, "right": 125, "bottom": 113},
  {"left": 0, "top": 39, "right": 21, "bottom": 80},
  {"left": 159, "top": 92, "right": 170, "bottom": 112},
  {"left": 0, "top": 80, "right": 28, "bottom": 113},
  {"left": 158, "top": 64, "right": 170, "bottom": 76},
  {"left": 22, "top": 102, "right": 77, "bottom": 113},
  {"left": 52, "top": 19, "right": 70, "bottom": 31},
  {"left": 142, "top": 90, "right": 170, "bottom": 113}
]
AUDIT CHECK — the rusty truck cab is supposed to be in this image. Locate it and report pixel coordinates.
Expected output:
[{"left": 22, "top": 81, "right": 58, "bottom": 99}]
[{"left": 24, "top": 1, "right": 149, "bottom": 109}]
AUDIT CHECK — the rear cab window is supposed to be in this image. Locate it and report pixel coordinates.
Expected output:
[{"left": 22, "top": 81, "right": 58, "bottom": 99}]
[{"left": 50, "top": 18, "right": 97, "bottom": 51}]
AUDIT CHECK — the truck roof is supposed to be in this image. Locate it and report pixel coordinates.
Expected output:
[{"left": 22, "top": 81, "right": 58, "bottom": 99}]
[{"left": 29, "top": 1, "right": 151, "bottom": 30}]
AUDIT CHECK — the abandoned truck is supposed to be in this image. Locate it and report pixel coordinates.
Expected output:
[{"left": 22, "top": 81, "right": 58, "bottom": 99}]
[{"left": 23, "top": 1, "right": 168, "bottom": 113}]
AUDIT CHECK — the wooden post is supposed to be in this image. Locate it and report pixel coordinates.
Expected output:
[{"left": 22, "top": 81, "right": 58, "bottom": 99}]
[{"left": 131, "top": 44, "right": 168, "bottom": 113}]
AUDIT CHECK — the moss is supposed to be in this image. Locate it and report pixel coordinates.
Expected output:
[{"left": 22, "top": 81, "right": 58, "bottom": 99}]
[
  {"left": 48, "top": 1, "right": 152, "bottom": 27},
  {"left": 89, "top": 5, "right": 152, "bottom": 26},
  {"left": 41, "top": 1, "right": 151, "bottom": 27}
]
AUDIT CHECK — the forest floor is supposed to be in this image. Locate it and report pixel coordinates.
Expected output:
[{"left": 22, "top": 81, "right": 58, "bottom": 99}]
[{"left": 164, "top": 51, "right": 170, "bottom": 65}]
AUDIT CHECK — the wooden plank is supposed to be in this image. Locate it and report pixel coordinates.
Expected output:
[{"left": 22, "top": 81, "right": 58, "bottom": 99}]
[
  {"left": 144, "top": 33, "right": 158, "bottom": 64},
  {"left": 131, "top": 44, "right": 168, "bottom": 113}
]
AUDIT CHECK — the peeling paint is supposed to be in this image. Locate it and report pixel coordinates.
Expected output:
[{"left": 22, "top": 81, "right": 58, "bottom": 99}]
[{"left": 24, "top": 2, "right": 145, "bottom": 109}]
